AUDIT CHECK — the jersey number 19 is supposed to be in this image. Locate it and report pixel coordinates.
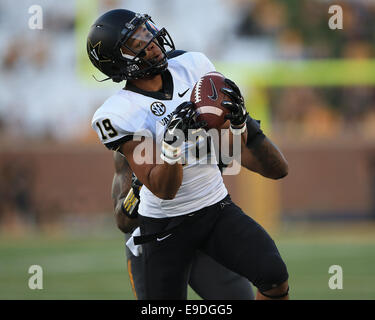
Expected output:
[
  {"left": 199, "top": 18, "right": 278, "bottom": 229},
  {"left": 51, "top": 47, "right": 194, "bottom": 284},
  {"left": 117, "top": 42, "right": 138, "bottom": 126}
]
[{"left": 96, "top": 119, "right": 118, "bottom": 140}]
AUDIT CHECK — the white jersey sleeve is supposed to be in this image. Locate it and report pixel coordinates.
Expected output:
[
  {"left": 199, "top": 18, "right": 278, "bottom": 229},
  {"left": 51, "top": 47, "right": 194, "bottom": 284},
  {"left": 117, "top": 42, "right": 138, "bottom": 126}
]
[
  {"left": 168, "top": 52, "right": 216, "bottom": 85},
  {"left": 91, "top": 94, "right": 152, "bottom": 150}
]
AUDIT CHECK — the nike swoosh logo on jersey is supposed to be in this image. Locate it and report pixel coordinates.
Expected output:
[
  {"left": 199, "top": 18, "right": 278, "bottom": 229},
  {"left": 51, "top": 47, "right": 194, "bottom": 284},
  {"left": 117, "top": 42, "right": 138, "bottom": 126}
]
[
  {"left": 178, "top": 88, "right": 189, "bottom": 97},
  {"left": 156, "top": 234, "right": 172, "bottom": 241},
  {"left": 208, "top": 78, "right": 218, "bottom": 101}
]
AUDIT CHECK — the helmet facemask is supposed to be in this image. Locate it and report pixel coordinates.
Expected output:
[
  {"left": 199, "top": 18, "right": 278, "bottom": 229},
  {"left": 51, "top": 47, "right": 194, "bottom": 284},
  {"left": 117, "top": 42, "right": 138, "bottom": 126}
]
[{"left": 114, "top": 14, "right": 175, "bottom": 81}]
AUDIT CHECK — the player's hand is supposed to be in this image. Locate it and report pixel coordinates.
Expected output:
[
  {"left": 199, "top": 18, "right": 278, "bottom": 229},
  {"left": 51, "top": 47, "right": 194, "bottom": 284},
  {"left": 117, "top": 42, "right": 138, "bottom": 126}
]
[
  {"left": 121, "top": 174, "right": 142, "bottom": 219},
  {"left": 163, "top": 101, "right": 206, "bottom": 145},
  {"left": 161, "top": 101, "right": 206, "bottom": 164},
  {"left": 221, "top": 78, "right": 248, "bottom": 128},
  {"left": 131, "top": 174, "right": 143, "bottom": 199}
]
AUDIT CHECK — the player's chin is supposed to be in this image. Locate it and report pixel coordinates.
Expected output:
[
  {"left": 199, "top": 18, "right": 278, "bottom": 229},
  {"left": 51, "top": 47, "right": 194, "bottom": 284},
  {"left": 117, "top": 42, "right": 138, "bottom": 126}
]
[{"left": 149, "top": 53, "right": 164, "bottom": 64}]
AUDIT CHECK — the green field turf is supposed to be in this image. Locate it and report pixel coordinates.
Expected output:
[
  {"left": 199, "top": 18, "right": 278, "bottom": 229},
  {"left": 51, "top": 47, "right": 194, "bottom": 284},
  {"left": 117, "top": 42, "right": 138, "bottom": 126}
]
[{"left": 0, "top": 223, "right": 374, "bottom": 300}]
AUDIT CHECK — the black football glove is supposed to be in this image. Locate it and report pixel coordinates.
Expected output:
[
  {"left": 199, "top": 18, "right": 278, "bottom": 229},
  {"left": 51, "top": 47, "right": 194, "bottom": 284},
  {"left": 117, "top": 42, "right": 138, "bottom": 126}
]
[
  {"left": 221, "top": 78, "right": 248, "bottom": 128},
  {"left": 161, "top": 101, "right": 206, "bottom": 164},
  {"left": 121, "top": 174, "right": 143, "bottom": 219},
  {"left": 164, "top": 101, "right": 206, "bottom": 143}
]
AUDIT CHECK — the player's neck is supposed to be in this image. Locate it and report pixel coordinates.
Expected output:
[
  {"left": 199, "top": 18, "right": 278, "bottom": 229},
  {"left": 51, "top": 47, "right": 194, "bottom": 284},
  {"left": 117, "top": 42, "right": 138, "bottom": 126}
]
[{"left": 127, "top": 74, "right": 163, "bottom": 92}]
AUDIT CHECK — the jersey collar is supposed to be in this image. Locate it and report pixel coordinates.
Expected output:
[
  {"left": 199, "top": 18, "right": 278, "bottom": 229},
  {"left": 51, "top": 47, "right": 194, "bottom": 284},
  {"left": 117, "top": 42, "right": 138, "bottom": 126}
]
[{"left": 124, "top": 69, "right": 174, "bottom": 100}]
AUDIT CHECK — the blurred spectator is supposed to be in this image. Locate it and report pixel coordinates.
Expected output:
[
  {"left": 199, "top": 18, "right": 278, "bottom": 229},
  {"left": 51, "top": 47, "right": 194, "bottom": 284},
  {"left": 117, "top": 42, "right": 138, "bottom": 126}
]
[
  {"left": 236, "top": 0, "right": 287, "bottom": 37},
  {"left": 235, "top": 0, "right": 375, "bottom": 137},
  {"left": 236, "top": 0, "right": 375, "bottom": 59},
  {"left": 361, "top": 106, "right": 375, "bottom": 138},
  {"left": 340, "top": 87, "right": 375, "bottom": 128},
  {"left": 270, "top": 87, "right": 342, "bottom": 138},
  {"left": 2, "top": 35, "right": 49, "bottom": 71},
  {"left": 0, "top": 159, "right": 37, "bottom": 228}
]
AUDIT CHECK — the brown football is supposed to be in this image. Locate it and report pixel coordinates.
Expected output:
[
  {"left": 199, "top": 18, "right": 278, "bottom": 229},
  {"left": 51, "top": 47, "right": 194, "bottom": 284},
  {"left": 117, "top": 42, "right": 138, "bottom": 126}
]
[{"left": 190, "top": 71, "right": 230, "bottom": 129}]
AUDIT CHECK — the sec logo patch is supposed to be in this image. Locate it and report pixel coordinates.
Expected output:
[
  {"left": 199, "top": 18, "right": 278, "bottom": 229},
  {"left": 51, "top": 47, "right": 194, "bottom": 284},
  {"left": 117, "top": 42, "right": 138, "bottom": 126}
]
[{"left": 150, "top": 102, "right": 166, "bottom": 116}]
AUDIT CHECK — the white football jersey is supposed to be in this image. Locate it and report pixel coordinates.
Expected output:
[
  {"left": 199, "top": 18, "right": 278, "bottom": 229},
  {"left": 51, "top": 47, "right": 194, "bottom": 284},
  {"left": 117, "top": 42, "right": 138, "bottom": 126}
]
[{"left": 92, "top": 52, "right": 228, "bottom": 218}]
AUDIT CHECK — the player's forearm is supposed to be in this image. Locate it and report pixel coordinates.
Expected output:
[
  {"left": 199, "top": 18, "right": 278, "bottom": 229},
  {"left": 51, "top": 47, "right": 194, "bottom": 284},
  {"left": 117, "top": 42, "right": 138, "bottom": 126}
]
[
  {"left": 219, "top": 121, "right": 247, "bottom": 159},
  {"left": 243, "top": 137, "right": 288, "bottom": 179},
  {"left": 112, "top": 153, "right": 132, "bottom": 203},
  {"left": 120, "top": 138, "right": 183, "bottom": 200},
  {"left": 114, "top": 196, "right": 139, "bottom": 233},
  {"left": 111, "top": 155, "right": 139, "bottom": 233},
  {"left": 228, "top": 126, "right": 247, "bottom": 157},
  {"left": 148, "top": 162, "right": 183, "bottom": 200},
  {"left": 112, "top": 174, "right": 133, "bottom": 232},
  {"left": 111, "top": 169, "right": 131, "bottom": 208},
  {"left": 113, "top": 179, "right": 140, "bottom": 233}
]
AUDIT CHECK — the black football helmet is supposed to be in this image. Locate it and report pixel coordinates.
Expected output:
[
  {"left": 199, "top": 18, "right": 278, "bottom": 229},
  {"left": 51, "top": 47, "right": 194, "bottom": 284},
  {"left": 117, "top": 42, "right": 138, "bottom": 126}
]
[{"left": 87, "top": 9, "right": 175, "bottom": 82}]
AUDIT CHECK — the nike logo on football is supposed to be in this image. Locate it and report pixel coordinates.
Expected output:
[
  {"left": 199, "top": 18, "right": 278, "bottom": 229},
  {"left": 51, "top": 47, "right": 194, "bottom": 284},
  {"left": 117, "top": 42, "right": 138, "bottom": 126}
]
[
  {"left": 178, "top": 88, "right": 189, "bottom": 97},
  {"left": 208, "top": 78, "right": 218, "bottom": 101},
  {"left": 156, "top": 234, "right": 172, "bottom": 241}
]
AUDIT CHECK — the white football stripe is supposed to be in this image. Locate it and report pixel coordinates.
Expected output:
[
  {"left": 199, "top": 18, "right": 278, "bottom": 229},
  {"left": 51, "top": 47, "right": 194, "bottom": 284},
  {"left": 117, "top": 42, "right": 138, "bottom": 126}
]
[
  {"left": 196, "top": 106, "right": 223, "bottom": 116},
  {"left": 205, "top": 71, "right": 221, "bottom": 76}
]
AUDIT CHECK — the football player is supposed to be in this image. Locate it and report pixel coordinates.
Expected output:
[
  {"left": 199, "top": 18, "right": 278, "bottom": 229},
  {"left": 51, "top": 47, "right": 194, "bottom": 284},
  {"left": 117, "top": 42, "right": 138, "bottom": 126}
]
[
  {"left": 113, "top": 153, "right": 255, "bottom": 300},
  {"left": 89, "top": 9, "right": 289, "bottom": 300}
]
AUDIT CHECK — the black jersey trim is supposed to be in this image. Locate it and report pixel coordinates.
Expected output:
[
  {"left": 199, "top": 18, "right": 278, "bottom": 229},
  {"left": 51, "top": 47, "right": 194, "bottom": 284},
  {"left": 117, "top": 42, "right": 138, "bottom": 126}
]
[
  {"left": 123, "top": 51, "right": 186, "bottom": 101},
  {"left": 124, "top": 69, "right": 174, "bottom": 100},
  {"left": 105, "top": 135, "right": 134, "bottom": 151},
  {"left": 167, "top": 50, "right": 186, "bottom": 59}
]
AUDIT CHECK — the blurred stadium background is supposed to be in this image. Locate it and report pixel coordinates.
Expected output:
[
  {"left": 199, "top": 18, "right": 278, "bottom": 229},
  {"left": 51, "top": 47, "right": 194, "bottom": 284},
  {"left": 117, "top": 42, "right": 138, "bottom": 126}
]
[{"left": 1, "top": 0, "right": 375, "bottom": 300}]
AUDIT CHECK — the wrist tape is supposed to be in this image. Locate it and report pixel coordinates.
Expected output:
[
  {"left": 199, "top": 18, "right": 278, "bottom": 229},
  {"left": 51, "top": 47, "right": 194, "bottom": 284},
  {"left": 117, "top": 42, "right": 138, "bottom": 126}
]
[
  {"left": 230, "top": 124, "right": 247, "bottom": 135},
  {"left": 161, "top": 140, "right": 182, "bottom": 164}
]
